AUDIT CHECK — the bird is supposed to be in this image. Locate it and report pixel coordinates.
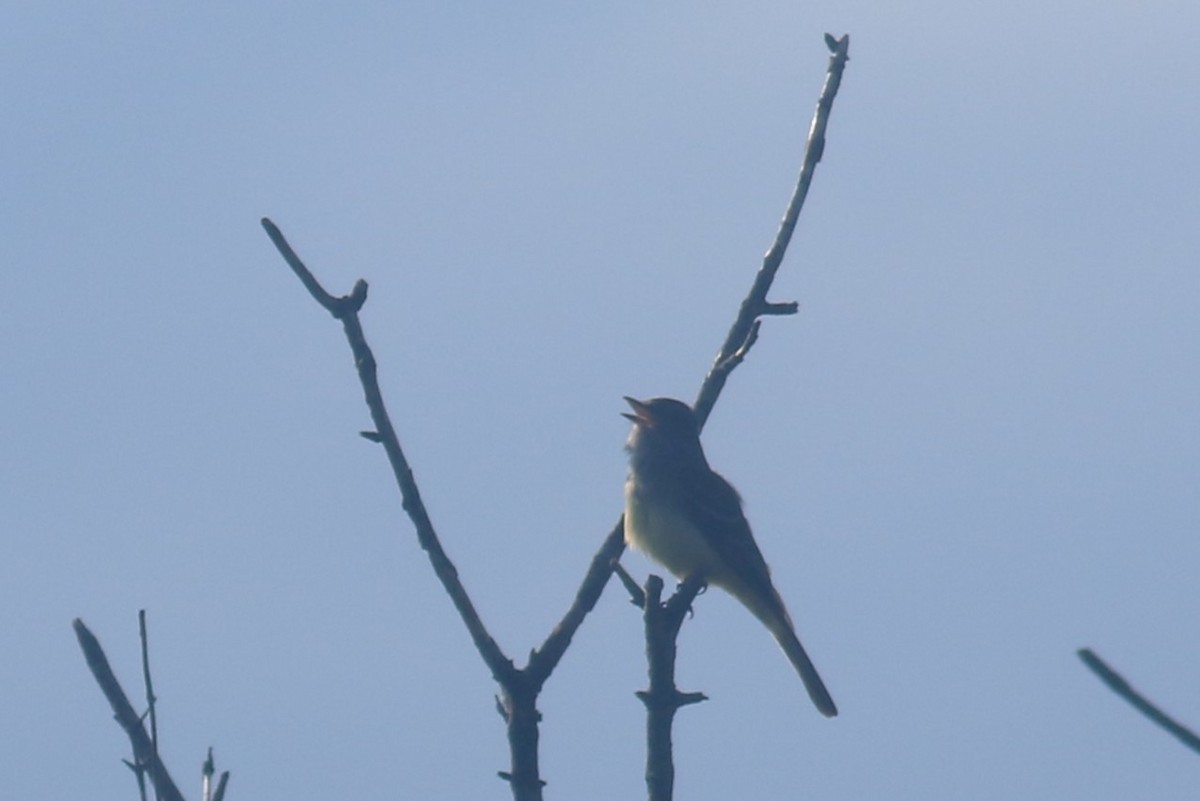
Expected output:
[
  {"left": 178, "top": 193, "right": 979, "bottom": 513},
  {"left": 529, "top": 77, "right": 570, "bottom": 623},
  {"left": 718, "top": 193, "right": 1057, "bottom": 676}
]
[{"left": 622, "top": 396, "right": 837, "bottom": 717}]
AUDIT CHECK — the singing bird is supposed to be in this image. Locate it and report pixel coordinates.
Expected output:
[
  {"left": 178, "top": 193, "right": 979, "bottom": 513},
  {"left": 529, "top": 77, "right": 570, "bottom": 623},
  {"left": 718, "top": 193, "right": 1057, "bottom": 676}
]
[{"left": 622, "top": 396, "right": 837, "bottom": 717}]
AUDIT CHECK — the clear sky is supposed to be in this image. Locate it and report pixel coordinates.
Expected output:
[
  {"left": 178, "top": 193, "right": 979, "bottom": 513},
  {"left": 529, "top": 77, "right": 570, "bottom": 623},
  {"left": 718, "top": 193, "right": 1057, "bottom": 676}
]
[{"left": 4, "top": 2, "right": 1199, "bottom": 799}]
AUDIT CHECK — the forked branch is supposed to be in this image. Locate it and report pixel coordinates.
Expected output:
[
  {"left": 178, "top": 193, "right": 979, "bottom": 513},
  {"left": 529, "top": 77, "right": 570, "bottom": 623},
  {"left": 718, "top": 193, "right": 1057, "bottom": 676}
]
[{"left": 261, "top": 32, "right": 851, "bottom": 801}]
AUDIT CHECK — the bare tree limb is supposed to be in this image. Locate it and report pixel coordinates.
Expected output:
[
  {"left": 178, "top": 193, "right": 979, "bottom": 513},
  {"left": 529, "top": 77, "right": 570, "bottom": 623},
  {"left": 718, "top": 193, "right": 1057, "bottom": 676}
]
[
  {"left": 73, "top": 619, "right": 187, "bottom": 801},
  {"left": 694, "top": 32, "right": 851, "bottom": 428},
  {"left": 1078, "top": 648, "right": 1200, "bottom": 755},
  {"left": 261, "top": 218, "right": 513, "bottom": 684},
  {"left": 637, "top": 575, "right": 708, "bottom": 801},
  {"left": 261, "top": 220, "right": 542, "bottom": 798}
]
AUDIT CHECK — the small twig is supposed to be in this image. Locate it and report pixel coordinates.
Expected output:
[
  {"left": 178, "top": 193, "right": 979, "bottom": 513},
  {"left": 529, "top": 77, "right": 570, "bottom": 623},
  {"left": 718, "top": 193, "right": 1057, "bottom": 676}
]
[
  {"left": 694, "top": 32, "right": 851, "bottom": 428},
  {"left": 762, "top": 301, "right": 800, "bottom": 316},
  {"left": 1078, "top": 648, "right": 1200, "bottom": 755},
  {"left": 711, "top": 319, "right": 762, "bottom": 378},
  {"left": 613, "top": 560, "right": 647, "bottom": 608},
  {"left": 261, "top": 217, "right": 360, "bottom": 316},
  {"left": 74, "top": 619, "right": 187, "bottom": 801},
  {"left": 202, "top": 748, "right": 214, "bottom": 801},
  {"left": 123, "top": 757, "right": 150, "bottom": 801},
  {"left": 138, "top": 610, "right": 161, "bottom": 801}
]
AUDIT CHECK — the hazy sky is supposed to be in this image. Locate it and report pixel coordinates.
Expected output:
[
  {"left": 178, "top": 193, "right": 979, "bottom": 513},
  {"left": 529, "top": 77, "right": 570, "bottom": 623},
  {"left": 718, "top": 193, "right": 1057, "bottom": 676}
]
[{"left": 4, "top": 2, "right": 1199, "bottom": 799}]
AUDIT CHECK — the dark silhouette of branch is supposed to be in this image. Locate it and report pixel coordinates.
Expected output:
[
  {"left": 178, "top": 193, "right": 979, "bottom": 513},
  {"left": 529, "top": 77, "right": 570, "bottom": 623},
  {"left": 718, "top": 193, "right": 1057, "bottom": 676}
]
[
  {"left": 621, "top": 35, "right": 852, "bottom": 793},
  {"left": 261, "top": 32, "right": 851, "bottom": 800},
  {"left": 262, "top": 219, "right": 542, "bottom": 800},
  {"left": 1078, "top": 648, "right": 1200, "bottom": 754},
  {"left": 626, "top": 575, "right": 708, "bottom": 801},
  {"left": 694, "top": 32, "right": 851, "bottom": 428},
  {"left": 203, "top": 748, "right": 230, "bottom": 801},
  {"left": 137, "top": 610, "right": 161, "bottom": 801},
  {"left": 261, "top": 218, "right": 512, "bottom": 679},
  {"left": 73, "top": 618, "right": 187, "bottom": 801},
  {"left": 613, "top": 560, "right": 647, "bottom": 608}
]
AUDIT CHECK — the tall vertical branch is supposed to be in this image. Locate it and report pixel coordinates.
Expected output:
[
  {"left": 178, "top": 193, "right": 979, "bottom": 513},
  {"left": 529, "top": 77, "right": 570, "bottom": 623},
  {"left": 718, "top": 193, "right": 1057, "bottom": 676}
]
[
  {"left": 635, "top": 34, "right": 851, "bottom": 798},
  {"left": 137, "top": 610, "right": 161, "bottom": 801}
]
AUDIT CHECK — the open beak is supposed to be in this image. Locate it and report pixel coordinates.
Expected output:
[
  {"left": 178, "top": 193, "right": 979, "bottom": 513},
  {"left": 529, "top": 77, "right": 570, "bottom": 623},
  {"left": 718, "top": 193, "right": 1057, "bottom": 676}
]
[{"left": 622, "top": 396, "right": 652, "bottom": 426}]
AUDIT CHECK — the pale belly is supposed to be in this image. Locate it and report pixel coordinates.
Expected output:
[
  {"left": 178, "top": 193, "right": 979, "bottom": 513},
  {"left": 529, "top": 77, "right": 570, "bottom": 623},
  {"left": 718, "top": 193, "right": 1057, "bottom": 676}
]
[{"left": 624, "top": 479, "right": 728, "bottom": 582}]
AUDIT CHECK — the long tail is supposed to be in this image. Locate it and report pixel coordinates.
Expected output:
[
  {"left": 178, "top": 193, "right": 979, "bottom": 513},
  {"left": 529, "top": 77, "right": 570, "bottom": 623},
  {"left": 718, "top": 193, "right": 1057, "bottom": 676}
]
[
  {"left": 719, "top": 572, "right": 838, "bottom": 717},
  {"left": 765, "top": 614, "right": 838, "bottom": 717}
]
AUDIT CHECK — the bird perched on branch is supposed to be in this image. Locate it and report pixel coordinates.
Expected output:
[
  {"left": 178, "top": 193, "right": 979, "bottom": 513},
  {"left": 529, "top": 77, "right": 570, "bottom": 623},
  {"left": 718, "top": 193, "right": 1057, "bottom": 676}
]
[{"left": 622, "top": 396, "right": 837, "bottom": 717}]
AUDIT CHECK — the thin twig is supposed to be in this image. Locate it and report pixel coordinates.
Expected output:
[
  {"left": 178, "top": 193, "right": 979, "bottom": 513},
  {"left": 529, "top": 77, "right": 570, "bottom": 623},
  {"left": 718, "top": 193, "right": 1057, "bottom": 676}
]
[
  {"left": 202, "top": 749, "right": 214, "bottom": 801},
  {"left": 1078, "top": 648, "right": 1200, "bottom": 754},
  {"left": 613, "top": 560, "right": 647, "bottom": 609},
  {"left": 125, "top": 757, "right": 150, "bottom": 801},
  {"left": 73, "top": 619, "right": 187, "bottom": 801},
  {"left": 138, "top": 610, "right": 161, "bottom": 801},
  {"left": 694, "top": 32, "right": 851, "bottom": 428}
]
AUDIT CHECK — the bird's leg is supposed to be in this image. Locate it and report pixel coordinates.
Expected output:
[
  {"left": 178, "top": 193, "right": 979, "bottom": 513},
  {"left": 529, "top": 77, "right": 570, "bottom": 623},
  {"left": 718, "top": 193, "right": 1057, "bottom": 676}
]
[{"left": 675, "top": 572, "right": 708, "bottom": 619}]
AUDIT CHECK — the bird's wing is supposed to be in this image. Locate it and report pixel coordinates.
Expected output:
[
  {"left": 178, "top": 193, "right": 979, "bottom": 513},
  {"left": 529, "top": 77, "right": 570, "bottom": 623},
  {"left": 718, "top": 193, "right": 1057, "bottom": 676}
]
[{"left": 680, "top": 467, "right": 786, "bottom": 616}]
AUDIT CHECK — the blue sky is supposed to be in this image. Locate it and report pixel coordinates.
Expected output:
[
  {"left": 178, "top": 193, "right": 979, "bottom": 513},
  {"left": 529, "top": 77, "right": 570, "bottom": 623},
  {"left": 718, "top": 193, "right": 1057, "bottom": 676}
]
[{"left": 4, "top": 2, "right": 1199, "bottom": 798}]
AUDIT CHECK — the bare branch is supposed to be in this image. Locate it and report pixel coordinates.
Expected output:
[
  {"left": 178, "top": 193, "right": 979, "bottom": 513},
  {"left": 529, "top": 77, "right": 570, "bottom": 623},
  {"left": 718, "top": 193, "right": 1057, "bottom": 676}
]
[
  {"left": 1078, "top": 648, "right": 1200, "bottom": 755},
  {"left": 694, "top": 33, "right": 851, "bottom": 428},
  {"left": 261, "top": 218, "right": 514, "bottom": 684},
  {"left": 261, "top": 217, "right": 362, "bottom": 316},
  {"left": 262, "top": 220, "right": 546, "bottom": 798},
  {"left": 73, "top": 619, "right": 187, "bottom": 801},
  {"left": 137, "top": 610, "right": 161, "bottom": 801},
  {"left": 527, "top": 524, "right": 626, "bottom": 686},
  {"left": 638, "top": 574, "right": 709, "bottom": 801},
  {"left": 622, "top": 36, "right": 852, "bottom": 792}
]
